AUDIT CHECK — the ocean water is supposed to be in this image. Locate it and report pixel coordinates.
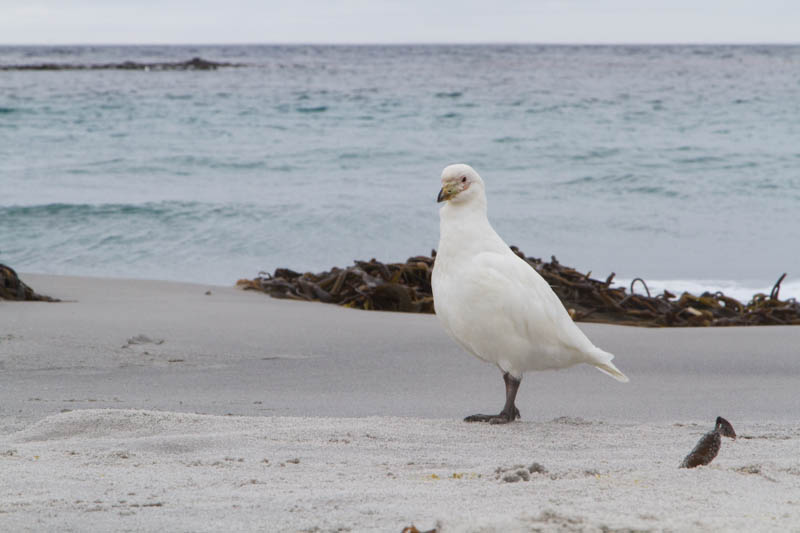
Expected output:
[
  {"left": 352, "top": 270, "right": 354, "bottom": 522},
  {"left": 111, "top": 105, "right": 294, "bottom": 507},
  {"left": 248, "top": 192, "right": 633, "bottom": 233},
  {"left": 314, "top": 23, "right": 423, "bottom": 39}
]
[{"left": 1, "top": 44, "right": 799, "bottom": 300}]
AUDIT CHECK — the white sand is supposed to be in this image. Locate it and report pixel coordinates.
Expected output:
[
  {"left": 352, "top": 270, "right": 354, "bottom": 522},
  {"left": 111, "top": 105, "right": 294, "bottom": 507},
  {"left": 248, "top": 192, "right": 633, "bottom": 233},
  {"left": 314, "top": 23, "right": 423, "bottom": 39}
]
[{"left": 2, "top": 275, "right": 800, "bottom": 531}]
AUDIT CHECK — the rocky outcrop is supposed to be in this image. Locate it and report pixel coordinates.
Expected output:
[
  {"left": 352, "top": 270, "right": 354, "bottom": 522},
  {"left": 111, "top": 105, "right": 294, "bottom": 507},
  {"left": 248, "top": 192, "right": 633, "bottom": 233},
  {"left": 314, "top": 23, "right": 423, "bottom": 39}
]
[
  {"left": 0, "top": 264, "right": 58, "bottom": 301},
  {"left": 0, "top": 57, "right": 243, "bottom": 71}
]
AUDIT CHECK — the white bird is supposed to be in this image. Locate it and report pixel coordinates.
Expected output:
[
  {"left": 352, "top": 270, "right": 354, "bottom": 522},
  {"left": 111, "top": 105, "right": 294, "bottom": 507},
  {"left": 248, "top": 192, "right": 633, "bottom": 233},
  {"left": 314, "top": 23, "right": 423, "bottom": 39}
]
[{"left": 431, "top": 164, "right": 628, "bottom": 424}]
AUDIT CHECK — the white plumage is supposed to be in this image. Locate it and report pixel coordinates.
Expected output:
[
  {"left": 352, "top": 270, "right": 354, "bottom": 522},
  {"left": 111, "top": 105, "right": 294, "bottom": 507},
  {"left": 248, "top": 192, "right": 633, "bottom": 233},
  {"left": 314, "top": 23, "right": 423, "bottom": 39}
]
[{"left": 432, "top": 164, "right": 627, "bottom": 423}]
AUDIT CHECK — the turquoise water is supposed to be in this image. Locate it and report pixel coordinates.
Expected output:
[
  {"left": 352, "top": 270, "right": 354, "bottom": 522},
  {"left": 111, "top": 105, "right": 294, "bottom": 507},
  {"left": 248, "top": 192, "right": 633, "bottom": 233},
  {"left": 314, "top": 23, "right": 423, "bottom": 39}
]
[{"left": 1, "top": 45, "right": 799, "bottom": 299}]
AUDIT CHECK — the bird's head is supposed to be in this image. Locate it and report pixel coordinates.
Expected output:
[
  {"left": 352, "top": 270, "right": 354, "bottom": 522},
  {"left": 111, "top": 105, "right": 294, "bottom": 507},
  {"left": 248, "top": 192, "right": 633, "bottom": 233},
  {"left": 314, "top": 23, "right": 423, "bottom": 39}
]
[{"left": 437, "top": 164, "right": 484, "bottom": 204}]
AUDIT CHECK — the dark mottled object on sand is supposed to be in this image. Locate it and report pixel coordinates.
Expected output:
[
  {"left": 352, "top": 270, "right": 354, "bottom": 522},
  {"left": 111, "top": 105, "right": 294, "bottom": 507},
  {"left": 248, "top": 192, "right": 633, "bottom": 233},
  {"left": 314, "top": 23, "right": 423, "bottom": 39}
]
[
  {"left": 402, "top": 526, "right": 437, "bottom": 533},
  {"left": 680, "top": 416, "right": 737, "bottom": 469},
  {"left": 0, "top": 264, "right": 58, "bottom": 301},
  {"left": 239, "top": 247, "right": 800, "bottom": 327},
  {"left": 0, "top": 57, "right": 243, "bottom": 71}
]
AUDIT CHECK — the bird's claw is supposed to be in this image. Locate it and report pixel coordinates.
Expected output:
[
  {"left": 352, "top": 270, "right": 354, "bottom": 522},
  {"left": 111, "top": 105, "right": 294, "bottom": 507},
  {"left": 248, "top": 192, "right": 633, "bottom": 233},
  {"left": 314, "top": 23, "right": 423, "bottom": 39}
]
[
  {"left": 464, "top": 414, "right": 494, "bottom": 423},
  {"left": 464, "top": 407, "right": 520, "bottom": 424}
]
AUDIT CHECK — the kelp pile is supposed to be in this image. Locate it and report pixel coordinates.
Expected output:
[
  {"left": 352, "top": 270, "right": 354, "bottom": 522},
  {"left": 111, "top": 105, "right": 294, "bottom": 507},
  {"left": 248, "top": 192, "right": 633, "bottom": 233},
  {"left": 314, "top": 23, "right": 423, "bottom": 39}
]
[
  {"left": 237, "top": 247, "right": 800, "bottom": 327},
  {"left": 0, "top": 264, "right": 58, "bottom": 301},
  {"left": 239, "top": 255, "right": 435, "bottom": 313},
  {"left": 518, "top": 251, "right": 799, "bottom": 327}
]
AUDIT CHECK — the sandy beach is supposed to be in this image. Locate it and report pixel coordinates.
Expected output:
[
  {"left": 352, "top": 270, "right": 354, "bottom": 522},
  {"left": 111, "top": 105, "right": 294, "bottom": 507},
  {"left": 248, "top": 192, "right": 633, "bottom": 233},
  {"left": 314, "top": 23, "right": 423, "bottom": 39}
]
[{"left": 2, "top": 274, "right": 800, "bottom": 532}]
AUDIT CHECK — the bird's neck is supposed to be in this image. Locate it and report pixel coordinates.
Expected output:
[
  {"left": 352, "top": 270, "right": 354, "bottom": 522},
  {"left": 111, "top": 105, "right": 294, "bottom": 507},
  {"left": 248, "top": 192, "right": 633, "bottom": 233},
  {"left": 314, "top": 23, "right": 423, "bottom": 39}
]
[{"left": 438, "top": 198, "right": 500, "bottom": 257}]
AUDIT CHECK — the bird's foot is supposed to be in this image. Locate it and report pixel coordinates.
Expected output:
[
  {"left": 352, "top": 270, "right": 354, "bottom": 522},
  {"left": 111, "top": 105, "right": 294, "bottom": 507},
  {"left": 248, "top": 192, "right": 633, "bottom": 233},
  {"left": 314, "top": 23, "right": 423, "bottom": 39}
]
[
  {"left": 464, "top": 414, "right": 497, "bottom": 423},
  {"left": 464, "top": 407, "right": 520, "bottom": 424}
]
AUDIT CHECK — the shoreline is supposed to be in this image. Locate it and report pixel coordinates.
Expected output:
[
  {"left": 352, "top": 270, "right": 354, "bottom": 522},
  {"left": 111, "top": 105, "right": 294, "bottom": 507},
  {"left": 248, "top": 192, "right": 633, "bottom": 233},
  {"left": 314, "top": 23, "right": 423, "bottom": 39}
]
[
  {"left": 12, "top": 268, "right": 797, "bottom": 297},
  {"left": 3, "top": 273, "right": 800, "bottom": 423},
  {"left": 2, "top": 274, "right": 800, "bottom": 531}
]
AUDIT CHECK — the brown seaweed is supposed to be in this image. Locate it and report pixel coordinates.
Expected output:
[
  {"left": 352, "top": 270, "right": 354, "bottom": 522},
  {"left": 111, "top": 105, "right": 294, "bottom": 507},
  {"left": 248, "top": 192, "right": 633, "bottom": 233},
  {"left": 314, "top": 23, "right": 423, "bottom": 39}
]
[
  {"left": 238, "top": 247, "right": 800, "bottom": 327},
  {"left": 238, "top": 255, "right": 435, "bottom": 314},
  {"left": 0, "top": 264, "right": 58, "bottom": 301}
]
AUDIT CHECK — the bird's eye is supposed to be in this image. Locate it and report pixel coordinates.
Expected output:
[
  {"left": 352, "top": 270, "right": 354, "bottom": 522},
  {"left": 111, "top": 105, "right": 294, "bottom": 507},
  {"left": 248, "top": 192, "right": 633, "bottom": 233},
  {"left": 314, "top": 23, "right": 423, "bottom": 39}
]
[{"left": 461, "top": 176, "right": 467, "bottom": 183}]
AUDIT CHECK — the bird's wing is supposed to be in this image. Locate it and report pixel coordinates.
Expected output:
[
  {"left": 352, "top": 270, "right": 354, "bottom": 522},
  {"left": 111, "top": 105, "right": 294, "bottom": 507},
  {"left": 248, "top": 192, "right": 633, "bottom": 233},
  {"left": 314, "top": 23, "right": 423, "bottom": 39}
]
[{"left": 467, "top": 250, "right": 596, "bottom": 356}]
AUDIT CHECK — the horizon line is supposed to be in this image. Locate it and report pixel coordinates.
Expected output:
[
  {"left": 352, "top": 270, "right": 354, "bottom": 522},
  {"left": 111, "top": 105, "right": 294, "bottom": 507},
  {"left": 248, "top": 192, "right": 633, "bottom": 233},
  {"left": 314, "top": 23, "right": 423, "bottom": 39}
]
[{"left": 2, "top": 41, "right": 799, "bottom": 47}]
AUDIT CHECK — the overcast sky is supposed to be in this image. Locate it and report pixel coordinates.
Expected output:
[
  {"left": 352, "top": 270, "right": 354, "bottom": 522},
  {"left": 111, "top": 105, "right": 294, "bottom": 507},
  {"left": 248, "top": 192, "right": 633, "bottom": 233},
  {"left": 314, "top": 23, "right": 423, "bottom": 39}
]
[{"left": 2, "top": 0, "right": 798, "bottom": 45}]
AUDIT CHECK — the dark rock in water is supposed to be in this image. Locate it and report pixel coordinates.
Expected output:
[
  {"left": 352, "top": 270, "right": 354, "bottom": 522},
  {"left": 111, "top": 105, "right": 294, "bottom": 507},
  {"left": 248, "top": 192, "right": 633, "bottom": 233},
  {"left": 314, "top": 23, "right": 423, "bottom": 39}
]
[
  {"left": 0, "top": 57, "right": 244, "bottom": 71},
  {"left": 680, "top": 416, "right": 736, "bottom": 468},
  {"left": 0, "top": 264, "right": 58, "bottom": 301}
]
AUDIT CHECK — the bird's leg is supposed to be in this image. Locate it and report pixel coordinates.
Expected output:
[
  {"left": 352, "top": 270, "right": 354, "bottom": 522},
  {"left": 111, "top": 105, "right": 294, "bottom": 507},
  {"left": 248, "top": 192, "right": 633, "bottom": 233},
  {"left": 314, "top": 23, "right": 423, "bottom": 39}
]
[
  {"left": 500, "top": 372, "right": 522, "bottom": 422},
  {"left": 464, "top": 372, "right": 521, "bottom": 424}
]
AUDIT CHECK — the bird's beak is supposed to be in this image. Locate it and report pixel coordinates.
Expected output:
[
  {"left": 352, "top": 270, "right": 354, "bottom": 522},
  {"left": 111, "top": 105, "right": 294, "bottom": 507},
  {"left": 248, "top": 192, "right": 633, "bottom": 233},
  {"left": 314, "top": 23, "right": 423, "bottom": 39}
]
[{"left": 437, "top": 184, "right": 456, "bottom": 203}]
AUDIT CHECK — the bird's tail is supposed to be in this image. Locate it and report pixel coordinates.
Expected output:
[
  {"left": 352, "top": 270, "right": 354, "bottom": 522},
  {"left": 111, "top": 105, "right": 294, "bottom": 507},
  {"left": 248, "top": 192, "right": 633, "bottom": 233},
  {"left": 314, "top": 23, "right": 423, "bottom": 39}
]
[{"left": 589, "top": 348, "right": 629, "bottom": 383}]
